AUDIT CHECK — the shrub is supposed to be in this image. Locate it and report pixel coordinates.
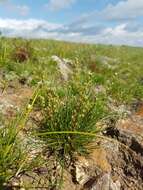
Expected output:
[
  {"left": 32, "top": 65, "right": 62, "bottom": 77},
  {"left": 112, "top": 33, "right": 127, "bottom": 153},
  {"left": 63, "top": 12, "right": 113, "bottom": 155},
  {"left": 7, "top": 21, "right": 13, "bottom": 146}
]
[{"left": 11, "top": 41, "right": 34, "bottom": 63}]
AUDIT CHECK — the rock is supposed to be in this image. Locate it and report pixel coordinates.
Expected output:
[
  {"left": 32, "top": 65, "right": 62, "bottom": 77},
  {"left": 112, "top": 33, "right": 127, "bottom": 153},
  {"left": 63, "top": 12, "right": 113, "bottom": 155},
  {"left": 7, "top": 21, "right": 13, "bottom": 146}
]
[
  {"left": 62, "top": 170, "right": 79, "bottom": 190},
  {"left": 110, "top": 116, "right": 143, "bottom": 155},
  {"left": 89, "top": 149, "right": 111, "bottom": 173},
  {"left": 93, "top": 85, "right": 106, "bottom": 95},
  {"left": 105, "top": 115, "right": 143, "bottom": 190},
  {"left": 73, "top": 148, "right": 112, "bottom": 187},
  {"left": 90, "top": 55, "right": 119, "bottom": 70},
  {"left": 107, "top": 97, "right": 131, "bottom": 116},
  {"left": 91, "top": 173, "right": 120, "bottom": 190},
  {"left": 10, "top": 159, "right": 63, "bottom": 190},
  {"left": 110, "top": 179, "right": 121, "bottom": 190},
  {"left": 68, "top": 113, "right": 143, "bottom": 190},
  {"left": 51, "top": 55, "right": 73, "bottom": 81},
  {"left": 75, "top": 156, "right": 90, "bottom": 185},
  {"left": 63, "top": 58, "right": 73, "bottom": 66},
  {"left": 0, "top": 86, "right": 33, "bottom": 118},
  {"left": 131, "top": 100, "right": 143, "bottom": 113}
]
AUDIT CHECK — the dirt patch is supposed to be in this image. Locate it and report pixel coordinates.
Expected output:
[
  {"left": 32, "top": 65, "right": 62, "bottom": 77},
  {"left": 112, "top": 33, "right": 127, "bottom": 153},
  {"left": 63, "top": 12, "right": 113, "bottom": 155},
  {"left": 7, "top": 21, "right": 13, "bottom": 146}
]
[
  {"left": 136, "top": 105, "right": 143, "bottom": 117},
  {"left": 0, "top": 85, "right": 33, "bottom": 118}
]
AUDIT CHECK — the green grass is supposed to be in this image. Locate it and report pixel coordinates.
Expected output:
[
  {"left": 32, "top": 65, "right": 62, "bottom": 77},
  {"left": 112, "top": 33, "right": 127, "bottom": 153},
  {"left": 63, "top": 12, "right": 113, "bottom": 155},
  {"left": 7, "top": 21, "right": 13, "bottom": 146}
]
[
  {"left": 0, "top": 120, "right": 27, "bottom": 188},
  {"left": 0, "top": 37, "right": 143, "bottom": 105},
  {"left": 35, "top": 81, "right": 109, "bottom": 166},
  {"left": 0, "top": 84, "right": 40, "bottom": 188},
  {"left": 0, "top": 36, "right": 143, "bottom": 188}
]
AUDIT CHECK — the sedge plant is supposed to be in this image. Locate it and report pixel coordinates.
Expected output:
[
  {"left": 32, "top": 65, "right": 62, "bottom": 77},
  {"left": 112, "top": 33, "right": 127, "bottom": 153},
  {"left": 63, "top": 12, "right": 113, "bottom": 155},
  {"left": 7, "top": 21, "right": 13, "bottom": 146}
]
[{"left": 36, "top": 81, "right": 109, "bottom": 166}]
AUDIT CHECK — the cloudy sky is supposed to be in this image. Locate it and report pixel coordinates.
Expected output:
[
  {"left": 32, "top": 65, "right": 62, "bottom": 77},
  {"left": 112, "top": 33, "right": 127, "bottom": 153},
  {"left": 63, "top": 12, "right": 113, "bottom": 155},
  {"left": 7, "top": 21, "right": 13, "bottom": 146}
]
[{"left": 0, "top": 0, "right": 143, "bottom": 46}]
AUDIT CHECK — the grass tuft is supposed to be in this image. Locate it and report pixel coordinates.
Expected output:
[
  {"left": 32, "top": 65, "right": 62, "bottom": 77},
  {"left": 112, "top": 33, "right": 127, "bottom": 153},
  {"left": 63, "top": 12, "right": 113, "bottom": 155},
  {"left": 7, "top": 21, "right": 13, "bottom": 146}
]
[{"left": 35, "top": 82, "right": 108, "bottom": 166}]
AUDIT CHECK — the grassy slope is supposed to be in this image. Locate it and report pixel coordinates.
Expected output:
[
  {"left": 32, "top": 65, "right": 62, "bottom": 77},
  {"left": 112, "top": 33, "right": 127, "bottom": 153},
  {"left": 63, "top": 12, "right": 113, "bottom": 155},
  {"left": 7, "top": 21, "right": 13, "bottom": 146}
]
[
  {"left": 0, "top": 37, "right": 143, "bottom": 105},
  {"left": 0, "top": 37, "right": 143, "bottom": 188}
]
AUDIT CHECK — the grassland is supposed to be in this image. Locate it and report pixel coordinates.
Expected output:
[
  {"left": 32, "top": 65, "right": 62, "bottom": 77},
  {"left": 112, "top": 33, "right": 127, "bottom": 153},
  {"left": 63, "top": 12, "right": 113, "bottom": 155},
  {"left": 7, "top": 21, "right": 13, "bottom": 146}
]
[{"left": 0, "top": 37, "right": 143, "bottom": 189}]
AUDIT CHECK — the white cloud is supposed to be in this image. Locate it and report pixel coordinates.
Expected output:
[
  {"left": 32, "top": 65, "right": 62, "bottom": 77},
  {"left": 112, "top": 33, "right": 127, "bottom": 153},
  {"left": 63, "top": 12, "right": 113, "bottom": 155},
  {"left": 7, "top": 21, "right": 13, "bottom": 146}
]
[
  {"left": 101, "top": 0, "right": 143, "bottom": 21},
  {"left": 45, "top": 0, "right": 76, "bottom": 11},
  {"left": 0, "top": 18, "right": 143, "bottom": 47},
  {"left": 93, "top": 24, "right": 143, "bottom": 46},
  {"left": 56, "top": 24, "right": 143, "bottom": 47},
  {"left": 69, "top": 0, "right": 143, "bottom": 29},
  {"left": 0, "top": 18, "right": 62, "bottom": 38}
]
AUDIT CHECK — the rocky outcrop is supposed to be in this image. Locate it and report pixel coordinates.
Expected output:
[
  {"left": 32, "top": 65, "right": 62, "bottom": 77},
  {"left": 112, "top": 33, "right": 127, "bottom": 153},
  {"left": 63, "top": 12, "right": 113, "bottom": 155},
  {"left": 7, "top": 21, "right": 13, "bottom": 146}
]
[
  {"left": 51, "top": 55, "right": 73, "bottom": 81},
  {"left": 61, "top": 114, "right": 143, "bottom": 190}
]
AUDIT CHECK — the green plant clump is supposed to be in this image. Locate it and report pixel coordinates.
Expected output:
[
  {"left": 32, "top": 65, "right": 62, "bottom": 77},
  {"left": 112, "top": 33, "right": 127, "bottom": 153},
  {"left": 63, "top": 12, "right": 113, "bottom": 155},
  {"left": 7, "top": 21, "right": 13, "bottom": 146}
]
[
  {"left": 0, "top": 122, "right": 27, "bottom": 188},
  {"left": 36, "top": 83, "right": 108, "bottom": 166}
]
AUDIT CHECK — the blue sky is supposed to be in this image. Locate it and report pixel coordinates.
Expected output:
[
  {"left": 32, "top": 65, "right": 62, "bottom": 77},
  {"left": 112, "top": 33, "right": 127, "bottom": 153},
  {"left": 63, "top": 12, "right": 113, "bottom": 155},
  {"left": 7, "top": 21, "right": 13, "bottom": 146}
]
[
  {"left": 0, "top": 0, "right": 121, "bottom": 23},
  {"left": 0, "top": 0, "right": 143, "bottom": 46}
]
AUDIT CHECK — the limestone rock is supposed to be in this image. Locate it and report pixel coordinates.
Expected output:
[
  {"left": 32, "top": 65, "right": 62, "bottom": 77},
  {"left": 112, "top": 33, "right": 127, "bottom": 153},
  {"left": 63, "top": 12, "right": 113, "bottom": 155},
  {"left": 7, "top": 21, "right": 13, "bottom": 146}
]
[
  {"left": 51, "top": 55, "right": 73, "bottom": 81},
  {"left": 91, "top": 173, "right": 120, "bottom": 190}
]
